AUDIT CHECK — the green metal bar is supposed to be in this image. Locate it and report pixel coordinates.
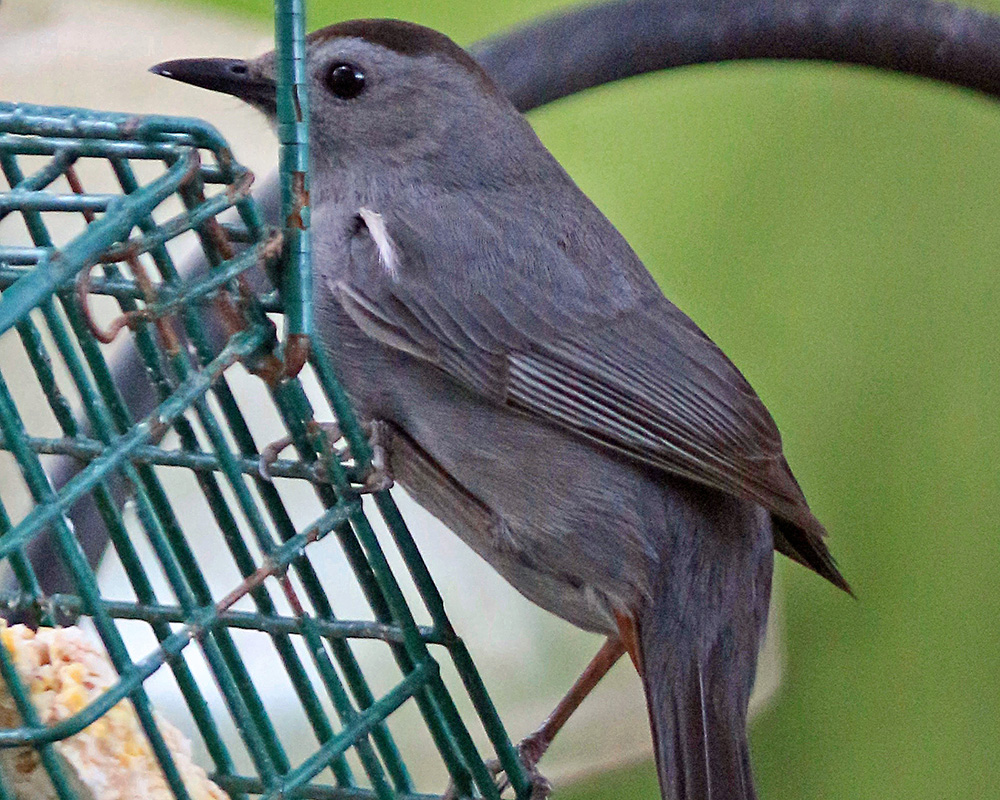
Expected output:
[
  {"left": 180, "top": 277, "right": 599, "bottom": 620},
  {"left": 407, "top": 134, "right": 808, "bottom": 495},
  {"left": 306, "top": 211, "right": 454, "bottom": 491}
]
[
  {"left": 0, "top": 96, "right": 529, "bottom": 799},
  {"left": 0, "top": 594, "right": 442, "bottom": 645},
  {"left": 184, "top": 372, "right": 397, "bottom": 795},
  {"left": 0, "top": 134, "right": 227, "bottom": 174},
  {"left": 0, "top": 632, "right": 79, "bottom": 798},
  {"left": 0, "top": 103, "right": 233, "bottom": 154},
  {"left": 0, "top": 330, "right": 266, "bottom": 557},
  {"left": 0, "top": 264, "right": 155, "bottom": 299},
  {"left": 77, "top": 156, "right": 282, "bottom": 794},
  {"left": 114, "top": 308, "right": 299, "bottom": 787},
  {"left": 215, "top": 775, "right": 442, "bottom": 800},
  {"left": 137, "top": 132, "right": 407, "bottom": 792},
  {"left": 144, "top": 180, "right": 360, "bottom": 791},
  {"left": 0, "top": 495, "right": 355, "bottom": 751},
  {"left": 0, "top": 497, "right": 43, "bottom": 612},
  {"left": 307, "top": 348, "right": 491, "bottom": 797},
  {"left": 0, "top": 499, "right": 355, "bottom": 746},
  {"left": 0, "top": 260, "right": 255, "bottom": 296},
  {"left": 104, "top": 157, "right": 356, "bottom": 791},
  {"left": 293, "top": 614, "right": 397, "bottom": 800},
  {"left": 3, "top": 254, "right": 259, "bottom": 792},
  {"left": 0, "top": 151, "right": 247, "bottom": 791},
  {"left": 0, "top": 312, "right": 72, "bottom": 608},
  {"left": 260, "top": 662, "right": 434, "bottom": 800},
  {"left": 181, "top": 383, "right": 361, "bottom": 789},
  {"left": 275, "top": 0, "right": 312, "bottom": 342},
  {"left": 95, "top": 178, "right": 254, "bottom": 264},
  {"left": 0, "top": 615, "right": 200, "bottom": 747},
  {"left": 374, "top": 494, "right": 531, "bottom": 799},
  {"left": 0, "top": 431, "right": 320, "bottom": 482},
  {"left": 0, "top": 136, "right": 195, "bottom": 163},
  {"left": 295, "top": 393, "right": 484, "bottom": 799},
  {"left": 309, "top": 345, "right": 529, "bottom": 796},
  {"left": 197, "top": 363, "right": 414, "bottom": 792},
  {"left": 0, "top": 373, "right": 196, "bottom": 800},
  {"left": 0, "top": 147, "right": 74, "bottom": 195},
  {"left": 0, "top": 150, "right": 198, "bottom": 336},
  {"left": 253, "top": 389, "right": 415, "bottom": 793},
  {"left": 0, "top": 153, "right": 195, "bottom": 641},
  {"left": 119, "top": 237, "right": 272, "bottom": 320},
  {"left": 0, "top": 247, "right": 53, "bottom": 265},
  {"left": 266, "top": 380, "right": 445, "bottom": 794},
  {"left": 0, "top": 191, "right": 118, "bottom": 213},
  {"left": 0, "top": 112, "right": 258, "bottom": 800},
  {"left": 345, "top": 504, "right": 500, "bottom": 800}
]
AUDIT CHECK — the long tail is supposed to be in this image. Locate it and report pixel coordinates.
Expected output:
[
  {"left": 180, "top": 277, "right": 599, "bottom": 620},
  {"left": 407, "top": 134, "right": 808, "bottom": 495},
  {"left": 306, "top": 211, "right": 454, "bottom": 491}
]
[
  {"left": 636, "top": 490, "right": 774, "bottom": 800},
  {"left": 639, "top": 632, "right": 757, "bottom": 800}
]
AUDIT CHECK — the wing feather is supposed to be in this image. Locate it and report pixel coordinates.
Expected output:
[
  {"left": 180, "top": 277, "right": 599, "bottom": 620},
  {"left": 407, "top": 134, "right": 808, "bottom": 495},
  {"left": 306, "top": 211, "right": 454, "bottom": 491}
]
[{"left": 337, "top": 200, "right": 849, "bottom": 591}]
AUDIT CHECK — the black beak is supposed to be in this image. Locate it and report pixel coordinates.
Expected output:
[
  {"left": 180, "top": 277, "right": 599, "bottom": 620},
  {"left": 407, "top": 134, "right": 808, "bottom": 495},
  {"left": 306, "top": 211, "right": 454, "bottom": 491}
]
[{"left": 150, "top": 58, "right": 276, "bottom": 112}]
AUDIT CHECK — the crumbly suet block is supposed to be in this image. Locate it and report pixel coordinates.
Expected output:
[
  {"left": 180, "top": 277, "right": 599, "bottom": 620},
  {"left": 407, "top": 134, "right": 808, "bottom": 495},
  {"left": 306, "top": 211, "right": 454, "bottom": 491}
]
[{"left": 0, "top": 623, "right": 225, "bottom": 800}]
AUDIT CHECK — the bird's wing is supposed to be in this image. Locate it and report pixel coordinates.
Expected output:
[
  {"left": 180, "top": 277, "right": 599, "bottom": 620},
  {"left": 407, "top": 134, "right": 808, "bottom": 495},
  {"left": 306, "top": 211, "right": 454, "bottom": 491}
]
[{"left": 332, "top": 199, "right": 847, "bottom": 590}]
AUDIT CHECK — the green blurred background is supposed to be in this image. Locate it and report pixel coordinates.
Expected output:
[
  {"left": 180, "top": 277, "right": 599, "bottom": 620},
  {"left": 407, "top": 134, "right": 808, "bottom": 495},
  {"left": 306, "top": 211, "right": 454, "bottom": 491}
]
[{"left": 163, "top": 0, "right": 1000, "bottom": 796}]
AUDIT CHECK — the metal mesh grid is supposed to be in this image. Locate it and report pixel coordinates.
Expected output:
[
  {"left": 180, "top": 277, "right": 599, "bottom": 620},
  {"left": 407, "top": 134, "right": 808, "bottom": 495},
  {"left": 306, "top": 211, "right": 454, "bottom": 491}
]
[{"left": 0, "top": 96, "right": 527, "bottom": 800}]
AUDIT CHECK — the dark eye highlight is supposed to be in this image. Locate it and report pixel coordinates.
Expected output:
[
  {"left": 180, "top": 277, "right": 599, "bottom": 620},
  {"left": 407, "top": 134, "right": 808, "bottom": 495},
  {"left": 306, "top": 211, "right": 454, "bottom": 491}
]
[{"left": 325, "top": 63, "right": 366, "bottom": 99}]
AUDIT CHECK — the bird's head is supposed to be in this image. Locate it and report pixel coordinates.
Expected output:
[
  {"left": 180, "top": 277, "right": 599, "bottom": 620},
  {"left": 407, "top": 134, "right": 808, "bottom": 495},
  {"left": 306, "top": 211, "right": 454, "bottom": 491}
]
[{"left": 151, "top": 19, "right": 520, "bottom": 180}]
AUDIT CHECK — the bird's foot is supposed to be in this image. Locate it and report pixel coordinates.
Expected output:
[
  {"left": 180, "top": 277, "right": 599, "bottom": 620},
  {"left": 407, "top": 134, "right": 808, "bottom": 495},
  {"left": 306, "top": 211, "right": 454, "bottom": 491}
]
[
  {"left": 257, "top": 434, "right": 292, "bottom": 481},
  {"left": 360, "top": 420, "right": 394, "bottom": 493},
  {"left": 257, "top": 420, "right": 393, "bottom": 493},
  {"left": 509, "top": 733, "right": 553, "bottom": 800},
  {"left": 440, "top": 738, "right": 551, "bottom": 800},
  {"left": 258, "top": 422, "right": 344, "bottom": 482}
]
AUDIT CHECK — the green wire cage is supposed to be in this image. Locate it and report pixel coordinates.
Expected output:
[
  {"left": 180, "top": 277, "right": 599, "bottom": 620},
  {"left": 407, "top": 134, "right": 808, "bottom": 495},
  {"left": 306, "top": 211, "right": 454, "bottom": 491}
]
[{"left": 0, "top": 2, "right": 530, "bottom": 798}]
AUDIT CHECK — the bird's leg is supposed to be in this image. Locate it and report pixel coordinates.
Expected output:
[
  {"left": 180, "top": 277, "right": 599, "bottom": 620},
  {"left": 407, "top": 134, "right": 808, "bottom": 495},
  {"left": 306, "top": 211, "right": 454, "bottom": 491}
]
[
  {"left": 444, "top": 636, "right": 626, "bottom": 800},
  {"left": 517, "top": 635, "right": 626, "bottom": 769},
  {"left": 258, "top": 420, "right": 393, "bottom": 493},
  {"left": 361, "top": 419, "right": 394, "bottom": 492}
]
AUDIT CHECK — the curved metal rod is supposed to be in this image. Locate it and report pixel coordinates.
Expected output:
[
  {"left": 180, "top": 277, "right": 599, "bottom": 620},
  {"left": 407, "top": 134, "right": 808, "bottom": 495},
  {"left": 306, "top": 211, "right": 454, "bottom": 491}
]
[
  {"left": 474, "top": 0, "right": 1000, "bottom": 112},
  {"left": 21, "top": 0, "right": 1000, "bottom": 595}
]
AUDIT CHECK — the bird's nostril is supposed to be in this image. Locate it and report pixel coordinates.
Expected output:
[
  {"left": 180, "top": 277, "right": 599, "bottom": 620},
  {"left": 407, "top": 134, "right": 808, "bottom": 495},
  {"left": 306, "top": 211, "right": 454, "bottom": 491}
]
[{"left": 230, "top": 63, "right": 248, "bottom": 75}]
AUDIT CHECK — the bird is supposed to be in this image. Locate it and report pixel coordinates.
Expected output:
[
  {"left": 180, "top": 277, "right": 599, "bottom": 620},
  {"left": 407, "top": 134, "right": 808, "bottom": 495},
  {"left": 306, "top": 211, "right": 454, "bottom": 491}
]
[{"left": 151, "top": 18, "right": 850, "bottom": 800}]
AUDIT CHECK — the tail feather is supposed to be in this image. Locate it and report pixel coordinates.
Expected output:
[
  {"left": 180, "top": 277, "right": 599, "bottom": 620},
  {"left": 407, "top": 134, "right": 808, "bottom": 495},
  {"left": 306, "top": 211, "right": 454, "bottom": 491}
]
[
  {"left": 637, "top": 482, "right": 773, "bottom": 800},
  {"left": 773, "top": 515, "right": 853, "bottom": 596},
  {"left": 644, "top": 653, "right": 757, "bottom": 800}
]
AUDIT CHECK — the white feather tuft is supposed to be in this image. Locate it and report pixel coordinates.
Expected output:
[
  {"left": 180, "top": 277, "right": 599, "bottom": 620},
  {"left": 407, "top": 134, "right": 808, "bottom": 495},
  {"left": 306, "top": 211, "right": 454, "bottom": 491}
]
[{"left": 359, "top": 207, "right": 399, "bottom": 280}]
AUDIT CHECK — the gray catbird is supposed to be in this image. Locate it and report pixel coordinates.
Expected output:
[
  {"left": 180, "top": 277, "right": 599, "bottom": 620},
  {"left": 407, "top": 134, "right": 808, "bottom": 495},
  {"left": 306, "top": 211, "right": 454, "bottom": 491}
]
[
  {"left": 36, "top": 0, "right": 1000, "bottom": 602},
  {"left": 152, "top": 19, "right": 849, "bottom": 800}
]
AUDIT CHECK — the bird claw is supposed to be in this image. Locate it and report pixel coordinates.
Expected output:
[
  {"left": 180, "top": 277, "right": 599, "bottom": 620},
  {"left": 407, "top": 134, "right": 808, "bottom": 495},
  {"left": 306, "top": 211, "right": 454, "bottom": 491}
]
[
  {"left": 440, "top": 739, "right": 551, "bottom": 800},
  {"left": 362, "top": 420, "right": 394, "bottom": 493},
  {"left": 257, "top": 433, "right": 296, "bottom": 481},
  {"left": 258, "top": 420, "right": 393, "bottom": 494},
  {"left": 257, "top": 422, "right": 344, "bottom": 482},
  {"left": 509, "top": 735, "right": 553, "bottom": 800}
]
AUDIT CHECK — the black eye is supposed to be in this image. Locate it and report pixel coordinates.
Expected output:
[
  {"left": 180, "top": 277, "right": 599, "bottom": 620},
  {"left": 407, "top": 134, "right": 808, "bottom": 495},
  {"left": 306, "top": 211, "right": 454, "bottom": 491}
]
[{"left": 325, "top": 63, "right": 366, "bottom": 99}]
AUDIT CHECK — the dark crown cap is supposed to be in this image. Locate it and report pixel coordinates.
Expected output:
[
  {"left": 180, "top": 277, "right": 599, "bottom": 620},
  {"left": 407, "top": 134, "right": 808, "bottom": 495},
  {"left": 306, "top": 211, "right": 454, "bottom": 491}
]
[{"left": 308, "top": 19, "right": 492, "bottom": 81}]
